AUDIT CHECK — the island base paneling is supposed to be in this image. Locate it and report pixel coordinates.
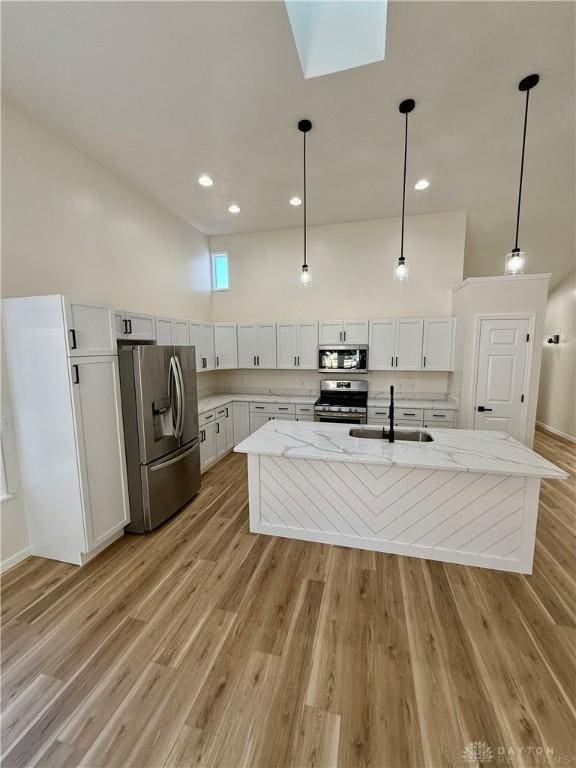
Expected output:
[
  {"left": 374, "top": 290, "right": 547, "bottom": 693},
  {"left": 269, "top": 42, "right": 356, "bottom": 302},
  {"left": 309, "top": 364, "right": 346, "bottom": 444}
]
[{"left": 247, "top": 455, "right": 540, "bottom": 573}]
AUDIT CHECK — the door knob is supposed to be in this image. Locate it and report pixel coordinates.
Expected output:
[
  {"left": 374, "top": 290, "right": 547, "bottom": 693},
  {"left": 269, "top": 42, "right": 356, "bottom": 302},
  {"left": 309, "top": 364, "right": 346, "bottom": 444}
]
[{"left": 477, "top": 406, "right": 493, "bottom": 412}]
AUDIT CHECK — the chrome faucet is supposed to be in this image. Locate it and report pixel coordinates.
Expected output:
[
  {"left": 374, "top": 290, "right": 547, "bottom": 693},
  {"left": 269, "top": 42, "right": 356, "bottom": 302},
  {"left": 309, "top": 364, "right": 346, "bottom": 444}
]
[{"left": 388, "top": 385, "right": 395, "bottom": 443}]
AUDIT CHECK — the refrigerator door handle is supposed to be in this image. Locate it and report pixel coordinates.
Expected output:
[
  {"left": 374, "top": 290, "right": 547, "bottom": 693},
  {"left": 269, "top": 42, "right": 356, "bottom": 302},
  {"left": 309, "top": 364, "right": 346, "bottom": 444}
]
[
  {"left": 150, "top": 440, "right": 199, "bottom": 472},
  {"left": 169, "top": 356, "right": 182, "bottom": 438},
  {"left": 174, "top": 354, "right": 186, "bottom": 438}
]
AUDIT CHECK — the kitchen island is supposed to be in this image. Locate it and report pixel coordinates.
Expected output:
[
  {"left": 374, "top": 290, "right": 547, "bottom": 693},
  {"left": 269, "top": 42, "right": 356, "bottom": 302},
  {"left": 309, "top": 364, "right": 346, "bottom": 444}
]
[{"left": 235, "top": 421, "right": 567, "bottom": 573}]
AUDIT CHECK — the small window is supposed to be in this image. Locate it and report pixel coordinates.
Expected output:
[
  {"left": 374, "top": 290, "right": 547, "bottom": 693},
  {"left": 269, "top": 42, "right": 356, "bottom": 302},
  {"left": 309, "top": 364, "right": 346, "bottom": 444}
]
[{"left": 211, "top": 253, "right": 230, "bottom": 291}]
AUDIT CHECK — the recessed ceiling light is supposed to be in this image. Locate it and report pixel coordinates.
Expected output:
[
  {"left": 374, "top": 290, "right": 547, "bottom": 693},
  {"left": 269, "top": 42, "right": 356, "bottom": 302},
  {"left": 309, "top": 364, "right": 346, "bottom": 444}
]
[
  {"left": 414, "top": 179, "right": 430, "bottom": 190},
  {"left": 228, "top": 204, "right": 241, "bottom": 214},
  {"left": 290, "top": 196, "right": 302, "bottom": 206},
  {"left": 198, "top": 174, "right": 213, "bottom": 187}
]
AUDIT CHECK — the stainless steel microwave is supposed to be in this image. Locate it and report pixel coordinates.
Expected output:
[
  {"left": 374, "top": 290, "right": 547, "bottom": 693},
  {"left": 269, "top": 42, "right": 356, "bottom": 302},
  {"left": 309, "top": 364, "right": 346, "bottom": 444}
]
[{"left": 317, "top": 345, "right": 369, "bottom": 374}]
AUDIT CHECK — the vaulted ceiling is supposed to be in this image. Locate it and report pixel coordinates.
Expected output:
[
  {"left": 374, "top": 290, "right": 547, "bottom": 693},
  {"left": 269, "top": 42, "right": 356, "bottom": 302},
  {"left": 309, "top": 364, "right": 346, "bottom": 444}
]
[{"left": 2, "top": 1, "right": 574, "bottom": 286}]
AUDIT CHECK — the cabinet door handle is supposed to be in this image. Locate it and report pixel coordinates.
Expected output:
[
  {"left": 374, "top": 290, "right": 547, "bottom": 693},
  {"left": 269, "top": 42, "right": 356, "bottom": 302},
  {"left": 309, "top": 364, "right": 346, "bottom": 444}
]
[
  {"left": 297, "top": 356, "right": 300, "bottom": 366},
  {"left": 253, "top": 355, "right": 256, "bottom": 366},
  {"left": 202, "top": 357, "right": 206, "bottom": 368},
  {"left": 257, "top": 356, "right": 260, "bottom": 366},
  {"left": 225, "top": 408, "right": 229, "bottom": 418},
  {"left": 423, "top": 356, "right": 427, "bottom": 367},
  {"left": 278, "top": 407, "right": 289, "bottom": 411},
  {"left": 216, "top": 422, "right": 220, "bottom": 434},
  {"left": 204, "top": 414, "right": 214, "bottom": 420},
  {"left": 69, "top": 329, "right": 77, "bottom": 350},
  {"left": 395, "top": 356, "right": 398, "bottom": 367},
  {"left": 255, "top": 406, "right": 265, "bottom": 410},
  {"left": 216, "top": 356, "right": 219, "bottom": 367},
  {"left": 402, "top": 412, "right": 416, "bottom": 417},
  {"left": 294, "top": 356, "right": 297, "bottom": 366},
  {"left": 128, "top": 319, "right": 133, "bottom": 334},
  {"left": 343, "top": 331, "right": 347, "bottom": 341},
  {"left": 477, "top": 406, "right": 493, "bottom": 412},
  {"left": 432, "top": 413, "right": 446, "bottom": 418},
  {"left": 391, "top": 356, "right": 394, "bottom": 367},
  {"left": 200, "top": 430, "right": 205, "bottom": 442},
  {"left": 123, "top": 319, "right": 128, "bottom": 335},
  {"left": 72, "top": 364, "right": 80, "bottom": 384}
]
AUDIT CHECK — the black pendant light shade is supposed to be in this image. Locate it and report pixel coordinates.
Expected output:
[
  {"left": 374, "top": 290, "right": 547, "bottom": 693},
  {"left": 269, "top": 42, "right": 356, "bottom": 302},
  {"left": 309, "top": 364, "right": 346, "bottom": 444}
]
[
  {"left": 505, "top": 73, "right": 539, "bottom": 275},
  {"left": 298, "top": 119, "right": 312, "bottom": 287},
  {"left": 395, "top": 99, "right": 415, "bottom": 282}
]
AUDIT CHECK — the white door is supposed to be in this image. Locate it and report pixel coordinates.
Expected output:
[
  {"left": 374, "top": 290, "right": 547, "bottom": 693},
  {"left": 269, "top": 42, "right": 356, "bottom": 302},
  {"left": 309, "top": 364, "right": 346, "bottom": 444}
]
[
  {"left": 423, "top": 318, "right": 455, "bottom": 371},
  {"left": 224, "top": 407, "right": 234, "bottom": 450},
  {"left": 369, "top": 320, "right": 396, "bottom": 370},
  {"left": 189, "top": 323, "right": 202, "bottom": 370},
  {"left": 63, "top": 299, "right": 116, "bottom": 356},
  {"left": 277, "top": 323, "right": 298, "bottom": 369},
  {"left": 343, "top": 321, "right": 369, "bottom": 344},
  {"left": 233, "top": 402, "right": 250, "bottom": 444},
  {"left": 256, "top": 324, "right": 276, "bottom": 368},
  {"left": 237, "top": 324, "right": 257, "bottom": 368},
  {"left": 395, "top": 319, "right": 424, "bottom": 369},
  {"left": 297, "top": 323, "right": 318, "bottom": 369},
  {"left": 173, "top": 320, "right": 190, "bottom": 346},
  {"left": 249, "top": 413, "right": 270, "bottom": 433},
  {"left": 200, "top": 422, "right": 216, "bottom": 470},
  {"left": 319, "top": 321, "right": 343, "bottom": 345},
  {"left": 155, "top": 317, "right": 173, "bottom": 345},
  {"left": 215, "top": 417, "right": 227, "bottom": 458},
  {"left": 68, "top": 356, "right": 129, "bottom": 550},
  {"left": 126, "top": 313, "right": 156, "bottom": 341},
  {"left": 214, "top": 324, "right": 238, "bottom": 369},
  {"left": 474, "top": 318, "right": 530, "bottom": 439},
  {"left": 201, "top": 323, "right": 215, "bottom": 370}
]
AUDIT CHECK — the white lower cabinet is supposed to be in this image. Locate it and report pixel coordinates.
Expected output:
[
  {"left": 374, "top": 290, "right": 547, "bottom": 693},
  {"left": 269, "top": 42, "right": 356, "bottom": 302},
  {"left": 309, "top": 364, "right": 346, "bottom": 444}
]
[
  {"left": 232, "top": 402, "right": 250, "bottom": 445},
  {"left": 225, "top": 407, "right": 234, "bottom": 450},
  {"left": 199, "top": 422, "right": 217, "bottom": 471},
  {"left": 249, "top": 412, "right": 271, "bottom": 433},
  {"left": 70, "top": 356, "right": 130, "bottom": 550},
  {"left": 215, "top": 417, "right": 227, "bottom": 459}
]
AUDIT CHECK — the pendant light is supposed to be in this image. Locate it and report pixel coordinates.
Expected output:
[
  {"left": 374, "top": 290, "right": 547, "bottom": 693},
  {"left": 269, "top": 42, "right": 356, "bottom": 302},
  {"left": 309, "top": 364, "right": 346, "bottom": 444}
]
[
  {"left": 298, "top": 119, "right": 312, "bottom": 287},
  {"left": 394, "top": 99, "right": 415, "bottom": 282},
  {"left": 505, "top": 73, "right": 539, "bottom": 275}
]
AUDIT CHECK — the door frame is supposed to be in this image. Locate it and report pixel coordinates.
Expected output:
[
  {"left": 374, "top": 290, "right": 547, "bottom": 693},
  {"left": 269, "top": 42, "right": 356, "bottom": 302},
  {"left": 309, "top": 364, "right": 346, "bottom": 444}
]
[{"left": 469, "top": 313, "right": 535, "bottom": 443}]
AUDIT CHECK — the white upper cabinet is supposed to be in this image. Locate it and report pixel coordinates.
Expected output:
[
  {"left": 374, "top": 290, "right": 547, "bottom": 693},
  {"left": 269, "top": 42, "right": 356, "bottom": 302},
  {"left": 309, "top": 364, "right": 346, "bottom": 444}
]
[
  {"left": 276, "top": 324, "right": 298, "bottom": 369},
  {"left": 115, "top": 311, "right": 156, "bottom": 341},
  {"left": 395, "top": 319, "right": 424, "bottom": 369},
  {"left": 69, "top": 355, "right": 129, "bottom": 550},
  {"left": 422, "top": 318, "right": 455, "bottom": 371},
  {"left": 188, "top": 322, "right": 202, "bottom": 370},
  {"left": 319, "top": 321, "right": 368, "bottom": 345},
  {"left": 200, "top": 323, "right": 215, "bottom": 370},
  {"left": 155, "top": 317, "right": 173, "bottom": 345},
  {"left": 173, "top": 319, "right": 190, "bottom": 346},
  {"left": 369, "top": 320, "right": 396, "bottom": 370},
  {"left": 155, "top": 317, "right": 190, "bottom": 346},
  {"left": 214, "top": 323, "right": 238, "bottom": 369},
  {"left": 237, "top": 323, "right": 276, "bottom": 368},
  {"left": 277, "top": 322, "right": 318, "bottom": 369},
  {"left": 319, "top": 321, "right": 343, "bottom": 345},
  {"left": 370, "top": 318, "right": 455, "bottom": 370},
  {"left": 63, "top": 298, "right": 116, "bottom": 357}
]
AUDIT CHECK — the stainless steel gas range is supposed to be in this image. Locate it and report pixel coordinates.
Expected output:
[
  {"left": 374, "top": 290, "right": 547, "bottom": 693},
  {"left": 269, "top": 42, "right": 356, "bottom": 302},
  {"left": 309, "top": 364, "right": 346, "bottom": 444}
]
[{"left": 314, "top": 380, "right": 368, "bottom": 424}]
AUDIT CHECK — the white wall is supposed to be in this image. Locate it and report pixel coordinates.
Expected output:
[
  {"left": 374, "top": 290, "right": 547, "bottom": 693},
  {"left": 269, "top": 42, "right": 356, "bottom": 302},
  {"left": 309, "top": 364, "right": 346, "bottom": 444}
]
[
  {"left": 537, "top": 271, "right": 576, "bottom": 441},
  {"left": 210, "top": 211, "right": 466, "bottom": 322},
  {"left": 451, "top": 274, "right": 550, "bottom": 445},
  {"left": 1, "top": 103, "right": 214, "bottom": 570},
  {"left": 1, "top": 102, "right": 212, "bottom": 318}
]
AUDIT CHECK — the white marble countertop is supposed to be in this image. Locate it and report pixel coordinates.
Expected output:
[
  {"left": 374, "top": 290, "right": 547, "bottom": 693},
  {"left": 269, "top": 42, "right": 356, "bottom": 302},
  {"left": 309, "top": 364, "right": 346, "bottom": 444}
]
[
  {"left": 197, "top": 393, "right": 317, "bottom": 413},
  {"left": 234, "top": 420, "right": 567, "bottom": 479},
  {"left": 198, "top": 392, "right": 457, "bottom": 414}
]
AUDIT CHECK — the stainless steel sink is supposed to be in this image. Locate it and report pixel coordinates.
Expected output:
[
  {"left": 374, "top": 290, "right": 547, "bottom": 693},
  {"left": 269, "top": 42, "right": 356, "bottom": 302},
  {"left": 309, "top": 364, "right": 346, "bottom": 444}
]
[{"left": 349, "top": 427, "right": 434, "bottom": 442}]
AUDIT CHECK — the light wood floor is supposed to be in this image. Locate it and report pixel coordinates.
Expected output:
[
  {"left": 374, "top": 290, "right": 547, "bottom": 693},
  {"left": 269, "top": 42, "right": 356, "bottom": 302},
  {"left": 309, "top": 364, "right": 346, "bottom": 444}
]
[{"left": 1, "top": 428, "right": 574, "bottom": 768}]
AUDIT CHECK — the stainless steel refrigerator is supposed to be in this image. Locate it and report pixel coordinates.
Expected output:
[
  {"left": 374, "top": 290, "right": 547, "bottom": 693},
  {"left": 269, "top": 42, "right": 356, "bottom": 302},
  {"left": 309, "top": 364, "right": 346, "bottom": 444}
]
[{"left": 118, "top": 344, "right": 201, "bottom": 533}]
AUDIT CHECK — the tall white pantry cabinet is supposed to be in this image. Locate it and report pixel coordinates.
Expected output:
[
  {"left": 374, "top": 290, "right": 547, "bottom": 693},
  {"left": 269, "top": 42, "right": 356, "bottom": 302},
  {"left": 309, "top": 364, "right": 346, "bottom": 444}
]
[{"left": 2, "top": 296, "right": 130, "bottom": 565}]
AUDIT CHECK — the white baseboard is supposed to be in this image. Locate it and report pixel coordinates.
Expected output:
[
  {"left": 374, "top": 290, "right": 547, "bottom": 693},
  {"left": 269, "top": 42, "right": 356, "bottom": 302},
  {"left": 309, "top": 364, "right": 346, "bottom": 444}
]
[
  {"left": 1, "top": 545, "right": 32, "bottom": 574},
  {"left": 536, "top": 421, "right": 576, "bottom": 444}
]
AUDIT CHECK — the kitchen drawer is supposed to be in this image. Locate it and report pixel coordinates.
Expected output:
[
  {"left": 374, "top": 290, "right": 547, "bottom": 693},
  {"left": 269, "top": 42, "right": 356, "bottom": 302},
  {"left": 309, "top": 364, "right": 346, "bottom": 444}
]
[
  {"left": 295, "top": 404, "right": 314, "bottom": 415},
  {"left": 214, "top": 405, "right": 230, "bottom": 419},
  {"left": 368, "top": 419, "right": 424, "bottom": 428},
  {"left": 199, "top": 409, "right": 217, "bottom": 427},
  {"left": 368, "top": 406, "right": 423, "bottom": 421},
  {"left": 250, "top": 402, "right": 296, "bottom": 416},
  {"left": 423, "top": 409, "right": 454, "bottom": 423}
]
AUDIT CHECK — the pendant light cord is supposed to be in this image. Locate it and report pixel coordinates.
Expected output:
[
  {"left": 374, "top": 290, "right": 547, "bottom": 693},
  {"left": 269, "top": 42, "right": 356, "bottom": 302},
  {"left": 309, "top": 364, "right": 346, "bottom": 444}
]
[
  {"left": 303, "top": 130, "right": 307, "bottom": 267},
  {"left": 400, "top": 111, "right": 408, "bottom": 260},
  {"left": 514, "top": 88, "right": 530, "bottom": 251}
]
